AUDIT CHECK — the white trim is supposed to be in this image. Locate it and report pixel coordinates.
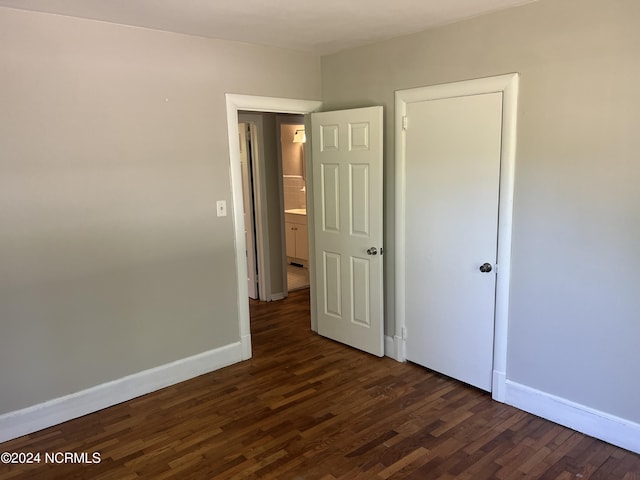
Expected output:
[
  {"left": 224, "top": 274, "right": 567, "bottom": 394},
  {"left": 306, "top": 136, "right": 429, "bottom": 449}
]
[
  {"left": 240, "top": 334, "right": 252, "bottom": 360},
  {"left": 304, "top": 114, "right": 318, "bottom": 333},
  {"left": 395, "top": 73, "right": 519, "bottom": 402},
  {"left": 506, "top": 380, "right": 640, "bottom": 454},
  {"left": 225, "top": 94, "right": 322, "bottom": 356},
  {"left": 270, "top": 291, "right": 286, "bottom": 301},
  {"left": 395, "top": 335, "right": 406, "bottom": 363},
  {"left": 384, "top": 335, "right": 405, "bottom": 362},
  {"left": 0, "top": 342, "right": 243, "bottom": 443},
  {"left": 492, "top": 371, "right": 507, "bottom": 401}
]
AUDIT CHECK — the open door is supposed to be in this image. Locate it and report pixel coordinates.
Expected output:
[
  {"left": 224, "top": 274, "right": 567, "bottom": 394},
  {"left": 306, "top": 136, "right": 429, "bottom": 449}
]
[
  {"left": 239, "top": 123, "right": 258, "bottom": 300},
  {"left": 311, "top": 107, "right": 384, "bottom": 357}
]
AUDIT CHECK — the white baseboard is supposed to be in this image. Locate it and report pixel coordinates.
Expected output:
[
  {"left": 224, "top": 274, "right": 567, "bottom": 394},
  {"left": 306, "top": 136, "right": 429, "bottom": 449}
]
[
  {"left": 384, "top": 335, "right": 405, "bottom": 362},
  {"left": 241, "top": 334, "right": 252, "bottom": 360},
  {"left": 271, "top": 292, "right": 286, "bottom": 301},
  {"left": 0, "top": 342, "right": 244, "bottom": 444},
  {"left": 505, "top": 380, "right": 640, "bottom": 454}
]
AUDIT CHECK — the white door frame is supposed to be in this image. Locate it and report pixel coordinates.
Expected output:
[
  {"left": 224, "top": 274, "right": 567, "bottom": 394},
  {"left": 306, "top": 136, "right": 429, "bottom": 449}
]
[
  {"left": 395, "top": 73, "right": 519, "bottom": 402},
  {"left": 225, "top": 94, "right": 322, "bottom": 360}
]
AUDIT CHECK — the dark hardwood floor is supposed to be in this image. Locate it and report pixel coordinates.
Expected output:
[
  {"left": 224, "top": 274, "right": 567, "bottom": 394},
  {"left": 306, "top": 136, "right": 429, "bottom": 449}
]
[{"left": 1, "top": 289, "right": 639, "bottom": 479}]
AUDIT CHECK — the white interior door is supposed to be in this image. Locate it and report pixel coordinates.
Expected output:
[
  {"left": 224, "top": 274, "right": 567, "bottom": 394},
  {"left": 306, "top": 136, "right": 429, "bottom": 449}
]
[
  {"left": 239, "top": 123, "right": 258, "bottom": 300},
  {"left": 404, "top": 92, "right": 503, "bottom": 391},
  {"left": 311, "top": 107, "right": 384, "bottom": 357}
]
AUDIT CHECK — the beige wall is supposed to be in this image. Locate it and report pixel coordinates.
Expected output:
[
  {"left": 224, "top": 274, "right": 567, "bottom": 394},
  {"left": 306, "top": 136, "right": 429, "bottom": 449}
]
[
  {"left": 321, "top": 0, "right": 640, "bottom": 423},
  {"left": 0, "top": 7, "right": 320, "bottom": 414},
  {"left": 281, "top": 124, "right": 305, "bottom": 178},
  {"left": 281, "top": 122, "right": 307, "bottom": 213}
]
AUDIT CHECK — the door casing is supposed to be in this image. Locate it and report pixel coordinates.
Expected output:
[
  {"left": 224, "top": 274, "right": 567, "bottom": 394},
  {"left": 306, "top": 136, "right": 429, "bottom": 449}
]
[{"left": 395, "top": 73, "right": 519, "bottom": 402}]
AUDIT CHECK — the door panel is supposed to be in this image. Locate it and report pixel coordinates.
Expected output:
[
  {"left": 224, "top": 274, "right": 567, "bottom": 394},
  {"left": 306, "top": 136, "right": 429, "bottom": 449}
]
[
  {"left": 350, "top": 164, "right": 369, "bottom": 236},
  {"left": 296, "top": 227, "right": 309, "bottom": 261},
  {"left": 323, "top": 252, "right": 342, "bottom": 318},
  {"left": 351, "top": 257, "right": 370, "bottom": 326},
  {"left": 285, "top": 223, "right": 296, "bottom": 258},
  {"left": 404, "top": 93, "right": 503, "bottom": 391},
  {"left": 321, "top": 163, "right": 340, "bottom": 232},
  {"left": 312, "top": 107, "right": 384, "bottom": 357}
]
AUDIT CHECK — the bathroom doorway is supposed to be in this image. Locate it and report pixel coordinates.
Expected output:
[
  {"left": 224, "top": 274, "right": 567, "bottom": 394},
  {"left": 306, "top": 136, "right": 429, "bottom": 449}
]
[
  {"left": 237, "top": 111, "right": 311, "bottom": 302},
  {"left": 278, "top": 117, "right": 310, "bottom": 293}
]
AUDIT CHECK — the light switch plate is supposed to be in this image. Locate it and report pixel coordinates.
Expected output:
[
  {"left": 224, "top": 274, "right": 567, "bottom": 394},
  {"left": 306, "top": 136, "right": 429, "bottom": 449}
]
[{"left": 216, "top": 200, "right": 227, "bottom": 217}]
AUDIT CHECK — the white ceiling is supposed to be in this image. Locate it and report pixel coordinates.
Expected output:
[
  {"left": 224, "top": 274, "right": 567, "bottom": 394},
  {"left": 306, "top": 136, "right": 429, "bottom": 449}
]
[{"left": 0, "top": 0, "right": 538, "bottom": 54}]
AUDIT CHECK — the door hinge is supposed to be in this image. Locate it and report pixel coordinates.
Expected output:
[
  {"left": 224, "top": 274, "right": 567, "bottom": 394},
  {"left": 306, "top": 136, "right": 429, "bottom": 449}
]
[
  {"left": 401, "top": 326, "right": 407, "bottom": 340},
  {"left": 402, "top": 116, "right": 408, "bottom": 131}
]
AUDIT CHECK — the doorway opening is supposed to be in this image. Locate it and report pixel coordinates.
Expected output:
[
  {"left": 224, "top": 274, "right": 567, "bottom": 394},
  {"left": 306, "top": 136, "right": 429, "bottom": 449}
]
[
  {"left": 238, "top": 112, "right": 310, "bottom": 300},
  {"left": 279, "top": 117, "right": 310, "bottom": 293},
  {"left": 225, "top": 94, "right": 322, "bottom": 361},
  {"left": 228, "top": 96, "right": 386, "bottom": 360}
]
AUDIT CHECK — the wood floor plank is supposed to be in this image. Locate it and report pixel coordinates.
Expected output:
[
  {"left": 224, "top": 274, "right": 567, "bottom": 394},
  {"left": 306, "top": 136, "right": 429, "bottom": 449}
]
[{"left": 1, "top": 289, "right": 639, "bottom": 479}]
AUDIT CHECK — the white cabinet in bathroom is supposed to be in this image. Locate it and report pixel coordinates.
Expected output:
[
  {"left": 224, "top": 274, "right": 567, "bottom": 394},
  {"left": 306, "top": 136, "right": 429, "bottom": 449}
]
[{"left": 285, "top": 212, "right": 308, "bottom": 262}]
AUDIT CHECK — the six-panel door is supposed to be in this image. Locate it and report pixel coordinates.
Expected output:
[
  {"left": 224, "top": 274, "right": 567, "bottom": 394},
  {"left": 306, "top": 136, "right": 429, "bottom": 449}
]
[{"left": 311, "top": 107, "right": 384, "bottom": 357}]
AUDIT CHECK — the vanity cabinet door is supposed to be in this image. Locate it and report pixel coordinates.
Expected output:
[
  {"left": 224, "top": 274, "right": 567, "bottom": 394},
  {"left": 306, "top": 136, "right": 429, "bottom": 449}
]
[
  {"left": 295, "top": 226, "right": 308, "bottom": 260},
  {"left": 285, "top": 222, "right": 297, "bottom": 258}
]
